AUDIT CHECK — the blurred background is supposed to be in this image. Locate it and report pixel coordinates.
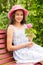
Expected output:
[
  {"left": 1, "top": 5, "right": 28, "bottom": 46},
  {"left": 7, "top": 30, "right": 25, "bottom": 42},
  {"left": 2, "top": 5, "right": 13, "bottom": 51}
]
[{"left": 0, "top": 0, "right": 43, "bottom": 46}]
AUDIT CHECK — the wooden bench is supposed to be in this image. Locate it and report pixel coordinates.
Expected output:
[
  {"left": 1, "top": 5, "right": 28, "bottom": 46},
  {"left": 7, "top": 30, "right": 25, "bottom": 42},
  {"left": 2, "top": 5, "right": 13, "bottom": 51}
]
[{"left": 0, "top": 30, "right": 34, "bottom": 65}]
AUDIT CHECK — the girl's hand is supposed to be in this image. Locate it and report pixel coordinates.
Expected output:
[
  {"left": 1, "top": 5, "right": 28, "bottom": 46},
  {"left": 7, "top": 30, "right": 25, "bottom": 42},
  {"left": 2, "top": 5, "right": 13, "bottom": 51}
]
[
  {"left": 28, "top": 36, "right": 33, "bottom": 42},
  {"left": 25, "top": 42, "right": 34, "bottom": 48}
]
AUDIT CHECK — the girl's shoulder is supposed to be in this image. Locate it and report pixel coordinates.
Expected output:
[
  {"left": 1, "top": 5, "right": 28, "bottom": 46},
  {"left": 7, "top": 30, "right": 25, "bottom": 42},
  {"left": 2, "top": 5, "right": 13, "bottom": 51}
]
[
  {"left": 7, "top": 25, "right": 14, "bottom": 32},
  {"left": 8, "top": 25, "right": 14, "bottom": 29}
]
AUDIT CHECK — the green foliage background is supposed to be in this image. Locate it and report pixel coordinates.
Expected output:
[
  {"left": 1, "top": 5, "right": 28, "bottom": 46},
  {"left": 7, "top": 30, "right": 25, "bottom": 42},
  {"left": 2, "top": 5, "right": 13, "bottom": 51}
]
[{"left": 0, "top": 0, "right": 43, "bottom": 46}]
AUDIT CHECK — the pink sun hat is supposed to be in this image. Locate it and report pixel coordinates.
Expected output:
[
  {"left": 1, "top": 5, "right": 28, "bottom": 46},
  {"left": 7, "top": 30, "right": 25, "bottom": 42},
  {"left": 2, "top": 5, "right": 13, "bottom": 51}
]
[{"left": 8, "top": 5, "right": 29, "bottom": 19}]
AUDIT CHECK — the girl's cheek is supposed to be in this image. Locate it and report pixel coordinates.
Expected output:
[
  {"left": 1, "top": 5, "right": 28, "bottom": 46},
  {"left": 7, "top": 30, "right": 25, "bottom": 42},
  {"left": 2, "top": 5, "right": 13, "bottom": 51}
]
[
  {"left": 15, "top": 16, "right": 19, "bottom": 19},
  {"left": 15, "top": 16, "right": 18, "bottom": 20}
]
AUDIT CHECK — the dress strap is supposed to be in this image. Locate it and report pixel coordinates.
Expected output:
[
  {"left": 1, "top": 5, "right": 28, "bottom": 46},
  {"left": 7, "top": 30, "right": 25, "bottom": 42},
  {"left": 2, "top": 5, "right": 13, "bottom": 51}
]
[{"left": 24, "top": 24, "right": 27, "bottom": 28}]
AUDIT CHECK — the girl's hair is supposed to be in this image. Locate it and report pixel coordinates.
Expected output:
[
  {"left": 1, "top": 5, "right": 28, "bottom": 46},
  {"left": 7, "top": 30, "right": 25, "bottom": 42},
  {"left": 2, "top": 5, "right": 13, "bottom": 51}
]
[{"left": 9, "top": 10, "right": 26, "bottom": 25}]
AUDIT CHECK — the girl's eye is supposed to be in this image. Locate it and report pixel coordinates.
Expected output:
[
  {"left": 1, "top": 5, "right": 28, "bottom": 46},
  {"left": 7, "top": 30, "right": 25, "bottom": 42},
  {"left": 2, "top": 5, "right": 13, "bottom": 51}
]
[
  {"left": 21, "top": 14, "right": 23, "bottom": 16},
  {"left": 16, "top": 14, "right": 23, "bottom": 16},
  {"left": 16, "top": 14, "right": 19, "bottom": 16}
]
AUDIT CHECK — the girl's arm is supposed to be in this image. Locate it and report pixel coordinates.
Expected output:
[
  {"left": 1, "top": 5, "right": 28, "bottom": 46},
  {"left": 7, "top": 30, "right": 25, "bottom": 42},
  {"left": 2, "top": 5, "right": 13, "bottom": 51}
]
[{"left": 7, "top": 25, "right": 33, "bottom": 51}]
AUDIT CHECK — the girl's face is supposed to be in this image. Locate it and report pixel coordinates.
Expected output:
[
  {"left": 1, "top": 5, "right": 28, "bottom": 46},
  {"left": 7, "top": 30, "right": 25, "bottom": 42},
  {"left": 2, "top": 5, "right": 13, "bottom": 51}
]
[{"left": 14, "top": 10, "right": 23, "bottom": 23}]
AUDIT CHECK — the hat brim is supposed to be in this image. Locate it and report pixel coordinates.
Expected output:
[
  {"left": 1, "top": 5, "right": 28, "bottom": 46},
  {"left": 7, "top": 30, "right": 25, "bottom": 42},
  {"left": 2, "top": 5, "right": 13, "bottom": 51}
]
[{"left": 8, "top": 7, "right": 28, "bottom": 19}]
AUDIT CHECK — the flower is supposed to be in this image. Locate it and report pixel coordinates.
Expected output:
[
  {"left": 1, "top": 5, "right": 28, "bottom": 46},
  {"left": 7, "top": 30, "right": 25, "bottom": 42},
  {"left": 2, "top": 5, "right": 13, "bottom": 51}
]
[
  {"left": 27, "top": 23, "right": 32, "bottom": 28},
  {"left": 25, "top": 23, "right": 36, "bottom": 41}
]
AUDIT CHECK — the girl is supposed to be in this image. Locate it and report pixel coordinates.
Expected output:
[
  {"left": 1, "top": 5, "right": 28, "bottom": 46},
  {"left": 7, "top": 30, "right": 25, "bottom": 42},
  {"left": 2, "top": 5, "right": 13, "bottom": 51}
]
[{"left": 7, "top": 5, "right": 43, "bottom": 65}]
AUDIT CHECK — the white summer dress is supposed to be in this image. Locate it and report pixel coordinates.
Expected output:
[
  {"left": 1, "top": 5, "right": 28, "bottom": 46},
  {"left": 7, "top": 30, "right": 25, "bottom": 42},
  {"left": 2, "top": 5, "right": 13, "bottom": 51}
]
[{"left": 9, "top": 24, "right": 43, "bottom": 63}]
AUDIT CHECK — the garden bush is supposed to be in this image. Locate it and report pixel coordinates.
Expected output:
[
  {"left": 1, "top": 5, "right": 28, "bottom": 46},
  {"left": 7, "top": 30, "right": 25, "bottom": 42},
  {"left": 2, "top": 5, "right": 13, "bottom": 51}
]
[{"left": 0, "top": 0, "right": 43, "bottom": 46}]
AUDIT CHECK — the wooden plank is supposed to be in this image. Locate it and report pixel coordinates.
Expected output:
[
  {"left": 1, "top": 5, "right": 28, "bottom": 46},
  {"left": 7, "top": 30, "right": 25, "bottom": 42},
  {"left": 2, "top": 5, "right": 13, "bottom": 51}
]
[
  {"left": 0, "top": 49, "right": 7, "bottom": 54},
  {"left": 0, "top": 39, "right": 5, "bottom": 43},
  {"left": 0, "top": 48, "right": 12, "bottom": 54},
  {"left": 0, "top": 57, "right": 14, "bottom": 65},
  {"left": 0, "top": 34, "right": 6, "bottom": 38},
  {"left": 0, "top": 53, "right": 13, "bottom": 59},
  {"left": 0, "top": 30, "right": 6, "bottom": 34},
  {"left": 0, "top": 43, "right": 5, "bottom": 48},
  {"left": 3, "top": 62, "right": 16, "bottom": 65}
]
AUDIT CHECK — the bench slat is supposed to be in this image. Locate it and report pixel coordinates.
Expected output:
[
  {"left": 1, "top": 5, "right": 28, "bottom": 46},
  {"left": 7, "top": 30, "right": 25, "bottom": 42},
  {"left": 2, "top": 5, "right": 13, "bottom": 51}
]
[
  {"left": 0, "top": 39, "right": 5, "bottom": 43},
  {"left": 0, "top": 34, "right": 6, "bottom": 38},
  {"left": 0, "top": 43, "right": 5, "bottom": 48},
  {"left": 0, "top": 49, "right": 12, "bottom": 54},
  {"left": 0, "top": 49, "right": 7, "bottom": 54},
  {"left": 3, "top": 62, "right": 16, "bottom": 65},
  {"left": 0, "top": 53, "right": 12, "bottom": 59},
  {"left": 0, "top": 57, "right": 14, "bottom": 65},
  {"left": 0, "top": 30, "right": 6, "bottom": 34}
]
